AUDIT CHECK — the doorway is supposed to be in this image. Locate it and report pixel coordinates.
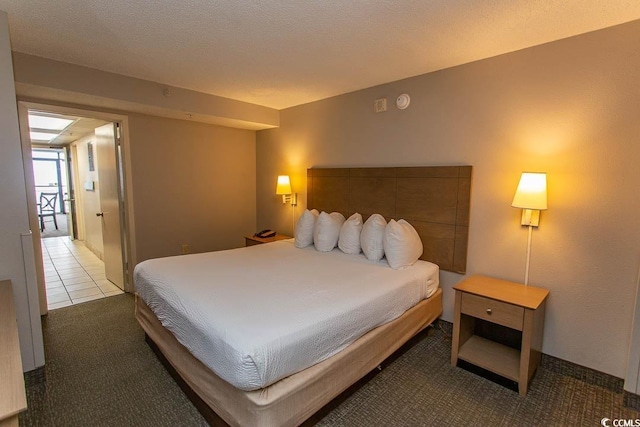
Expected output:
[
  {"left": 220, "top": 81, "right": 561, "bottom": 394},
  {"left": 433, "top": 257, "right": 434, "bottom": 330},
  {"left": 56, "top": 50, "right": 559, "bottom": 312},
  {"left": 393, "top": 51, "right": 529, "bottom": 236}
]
[{"left": 18, "top": 103, "right": 133, "bottom": 313}]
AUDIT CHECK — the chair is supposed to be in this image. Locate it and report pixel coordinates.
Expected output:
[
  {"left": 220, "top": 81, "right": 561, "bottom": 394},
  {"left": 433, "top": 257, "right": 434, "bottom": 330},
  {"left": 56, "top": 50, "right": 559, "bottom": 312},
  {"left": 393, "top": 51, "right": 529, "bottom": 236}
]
[{"left": 38, "top": 192, "right": 58, "bottom": 231}]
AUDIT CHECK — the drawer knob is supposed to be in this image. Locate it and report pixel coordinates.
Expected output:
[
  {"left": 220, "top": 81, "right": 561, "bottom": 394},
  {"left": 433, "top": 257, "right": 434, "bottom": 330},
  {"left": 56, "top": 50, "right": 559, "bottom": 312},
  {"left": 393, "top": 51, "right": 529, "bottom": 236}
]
[{"left": 486, "top": 308, "right": 492, "bottom": 315}]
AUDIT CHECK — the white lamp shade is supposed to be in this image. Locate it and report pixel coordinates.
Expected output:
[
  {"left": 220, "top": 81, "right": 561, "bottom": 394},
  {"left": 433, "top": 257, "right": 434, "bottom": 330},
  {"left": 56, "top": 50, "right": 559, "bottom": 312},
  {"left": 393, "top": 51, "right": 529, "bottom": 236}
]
[
  {"left": 512, "top": 172, "right": 548, "bottom": 210},
  {"left": 276, "top": 175, "right": 292, "bottom": 195}
]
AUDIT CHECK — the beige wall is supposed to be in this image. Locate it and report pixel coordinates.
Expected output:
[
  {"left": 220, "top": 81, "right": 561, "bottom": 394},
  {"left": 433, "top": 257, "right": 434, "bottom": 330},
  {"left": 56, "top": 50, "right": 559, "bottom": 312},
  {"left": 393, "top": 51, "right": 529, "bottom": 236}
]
[
  {"left": 73, "top": 133, "right": 104, "bottom": 258},
  {"left": 256, "top": 20, "right": 640, "bottom": 378},
  {"left": 128, "top": 113, "right": 256, "bottom": 262}
]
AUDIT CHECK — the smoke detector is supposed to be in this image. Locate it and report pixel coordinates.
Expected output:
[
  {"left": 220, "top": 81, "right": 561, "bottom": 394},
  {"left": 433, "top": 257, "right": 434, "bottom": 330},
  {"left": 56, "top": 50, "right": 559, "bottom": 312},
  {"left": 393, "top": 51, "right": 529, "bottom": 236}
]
[{"left": 396, "top": 93, "right": 410, "bottom": 110}]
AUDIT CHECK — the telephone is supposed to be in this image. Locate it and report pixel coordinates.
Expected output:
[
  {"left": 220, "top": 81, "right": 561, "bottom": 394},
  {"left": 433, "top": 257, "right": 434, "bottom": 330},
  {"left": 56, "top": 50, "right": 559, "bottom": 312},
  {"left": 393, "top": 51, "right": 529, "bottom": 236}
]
[{"left": 254, "top": 229, "right": 276, "bottom": 238}]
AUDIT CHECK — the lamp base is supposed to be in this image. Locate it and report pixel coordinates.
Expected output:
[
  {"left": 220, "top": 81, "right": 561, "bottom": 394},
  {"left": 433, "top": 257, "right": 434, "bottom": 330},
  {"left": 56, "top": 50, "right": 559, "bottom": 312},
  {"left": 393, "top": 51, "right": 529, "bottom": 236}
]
[
  {"left": 521, "top": 209, "right": 540, "bottom": 227},
  {"left": 281, "top": 193, "right": 298, "bottom": 206}
]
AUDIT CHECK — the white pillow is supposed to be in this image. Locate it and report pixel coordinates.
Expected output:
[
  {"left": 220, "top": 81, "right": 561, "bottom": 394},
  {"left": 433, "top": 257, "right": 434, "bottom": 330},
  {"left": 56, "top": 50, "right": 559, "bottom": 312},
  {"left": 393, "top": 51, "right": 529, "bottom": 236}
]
[
  {"left": 383, "top": 219, "right": 423, "bottom": 269},
  {"left": 360, "top": 214, "right": 387, "bottom": 261},
  {"left": 314, "top": 211, "right": 346, "bottom": 252},
  {"left": 338, "top": 213, "right": 363, "bottom": 254},
  {"left": 294, "top": 209, "right": 319, "bottom": 248}
]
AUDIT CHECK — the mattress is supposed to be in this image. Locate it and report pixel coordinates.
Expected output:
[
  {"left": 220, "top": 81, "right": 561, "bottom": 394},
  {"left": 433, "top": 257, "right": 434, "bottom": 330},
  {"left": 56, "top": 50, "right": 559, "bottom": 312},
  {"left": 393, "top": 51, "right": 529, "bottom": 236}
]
[{"left": 134, "top": 239, "right": 439, "bottom": 391}]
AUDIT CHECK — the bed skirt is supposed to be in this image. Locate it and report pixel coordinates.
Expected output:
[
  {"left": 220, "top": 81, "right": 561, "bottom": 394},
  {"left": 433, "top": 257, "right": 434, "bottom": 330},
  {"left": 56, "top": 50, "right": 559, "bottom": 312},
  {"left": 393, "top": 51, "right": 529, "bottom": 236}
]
[{"left": 135, "top": 288, "right": 443, "bottom": 427}]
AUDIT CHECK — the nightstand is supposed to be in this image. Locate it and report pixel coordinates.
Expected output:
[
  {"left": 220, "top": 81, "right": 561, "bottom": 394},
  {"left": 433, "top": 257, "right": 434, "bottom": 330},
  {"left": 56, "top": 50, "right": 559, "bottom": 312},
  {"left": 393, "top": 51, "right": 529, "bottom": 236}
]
[
  {"left": 451, "top": 275, "right": 549, "bottom": 396},
  {"left": 244, "top": 234, "right": 291, "bottom": 247}
]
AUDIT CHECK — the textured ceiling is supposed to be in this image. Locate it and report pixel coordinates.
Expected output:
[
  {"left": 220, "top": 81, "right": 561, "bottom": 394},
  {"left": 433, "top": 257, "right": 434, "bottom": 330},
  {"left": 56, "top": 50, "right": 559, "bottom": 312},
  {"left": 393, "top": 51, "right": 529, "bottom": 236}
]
[{"left": 1, "top": 1, "right": 640, "bottom": 110}]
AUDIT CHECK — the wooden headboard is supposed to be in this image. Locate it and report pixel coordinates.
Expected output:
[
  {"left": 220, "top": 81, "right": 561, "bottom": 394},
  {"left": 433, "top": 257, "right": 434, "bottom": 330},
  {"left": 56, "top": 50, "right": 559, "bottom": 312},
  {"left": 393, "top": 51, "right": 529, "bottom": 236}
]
[{"left": 307, "top": 166, "right": 472, "bottom": 274}]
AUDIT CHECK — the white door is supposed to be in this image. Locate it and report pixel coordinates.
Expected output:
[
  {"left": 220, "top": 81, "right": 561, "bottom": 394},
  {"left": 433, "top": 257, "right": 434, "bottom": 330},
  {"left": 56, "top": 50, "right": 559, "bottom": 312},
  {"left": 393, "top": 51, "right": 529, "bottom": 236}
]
[{"left": 95, "top": 123, "right": 124, "bottom": 289}]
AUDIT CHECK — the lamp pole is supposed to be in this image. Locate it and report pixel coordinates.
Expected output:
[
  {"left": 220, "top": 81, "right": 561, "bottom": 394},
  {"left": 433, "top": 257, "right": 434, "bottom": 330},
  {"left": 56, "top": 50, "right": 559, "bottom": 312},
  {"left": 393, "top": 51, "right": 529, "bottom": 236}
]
[{"left": 524, "top": 224, "right": 533, "bottom": 285}]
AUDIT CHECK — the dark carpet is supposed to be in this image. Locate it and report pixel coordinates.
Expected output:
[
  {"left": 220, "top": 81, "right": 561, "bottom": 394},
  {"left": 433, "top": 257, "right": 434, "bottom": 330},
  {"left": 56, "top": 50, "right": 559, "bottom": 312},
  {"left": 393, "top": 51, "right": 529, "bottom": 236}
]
[{"left": 21, "top": 294, "right": 639, "bottom": 426}]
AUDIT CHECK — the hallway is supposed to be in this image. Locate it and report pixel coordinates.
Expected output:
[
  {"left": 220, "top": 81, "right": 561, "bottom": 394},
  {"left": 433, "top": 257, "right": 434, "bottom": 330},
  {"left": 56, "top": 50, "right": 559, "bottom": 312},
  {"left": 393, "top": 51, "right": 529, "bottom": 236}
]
[{"left": 43, "top": 236, "right": 124, "bottom": 310}]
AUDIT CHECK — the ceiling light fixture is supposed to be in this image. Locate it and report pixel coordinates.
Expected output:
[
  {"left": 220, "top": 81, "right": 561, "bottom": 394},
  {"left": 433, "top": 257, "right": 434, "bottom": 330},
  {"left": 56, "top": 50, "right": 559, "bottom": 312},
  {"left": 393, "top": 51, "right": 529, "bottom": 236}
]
[
  {"left": 29, "top": 131, "right": 59, "bottom": 142},
  {"left": 28, "top": 114, "right": 73, "bottom": 131}
]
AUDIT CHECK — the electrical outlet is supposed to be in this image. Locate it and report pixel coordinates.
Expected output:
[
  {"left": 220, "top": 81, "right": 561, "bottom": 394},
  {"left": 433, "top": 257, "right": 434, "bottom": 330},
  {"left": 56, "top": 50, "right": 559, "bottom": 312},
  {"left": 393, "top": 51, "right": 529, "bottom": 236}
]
[
  {"left": 181, "top": 244, "right": 189, "bottom": 255},
  {"left": 374, "top": 98, "right": 387, "bottom": 113}
]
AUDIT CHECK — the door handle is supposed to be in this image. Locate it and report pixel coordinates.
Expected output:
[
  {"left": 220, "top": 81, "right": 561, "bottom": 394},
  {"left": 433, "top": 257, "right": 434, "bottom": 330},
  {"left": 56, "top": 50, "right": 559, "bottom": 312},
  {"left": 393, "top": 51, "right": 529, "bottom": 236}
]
[{"left": 96, "top": 212, "right": 104, "bottom": 217}]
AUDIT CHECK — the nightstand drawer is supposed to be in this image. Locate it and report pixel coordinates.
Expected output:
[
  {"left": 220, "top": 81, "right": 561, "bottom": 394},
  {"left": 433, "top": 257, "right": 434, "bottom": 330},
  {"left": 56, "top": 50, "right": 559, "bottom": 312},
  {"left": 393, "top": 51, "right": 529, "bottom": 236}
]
[{"left": 461, "top": 293, "right": 524, "bottom": 331}]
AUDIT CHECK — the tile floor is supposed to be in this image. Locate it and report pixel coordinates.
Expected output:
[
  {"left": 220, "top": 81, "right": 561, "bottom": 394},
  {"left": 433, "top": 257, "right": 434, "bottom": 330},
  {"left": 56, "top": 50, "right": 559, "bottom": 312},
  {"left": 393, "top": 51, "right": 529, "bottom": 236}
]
[{"left": 42, "top": 236, "right": 124, "bottom": 310}]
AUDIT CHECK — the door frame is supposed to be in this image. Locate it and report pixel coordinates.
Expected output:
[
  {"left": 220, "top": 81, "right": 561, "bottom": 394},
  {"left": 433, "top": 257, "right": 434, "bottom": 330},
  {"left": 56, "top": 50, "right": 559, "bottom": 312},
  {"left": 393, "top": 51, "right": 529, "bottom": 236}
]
[
  {"left": 69, "top": 143, "right": 83, "bottom": 241},
  {"left": 17, "top": 101, "right": 137, "bottom": 314},
  {"left": 63, "top": 144, "right": 77, "bottom": 239}
]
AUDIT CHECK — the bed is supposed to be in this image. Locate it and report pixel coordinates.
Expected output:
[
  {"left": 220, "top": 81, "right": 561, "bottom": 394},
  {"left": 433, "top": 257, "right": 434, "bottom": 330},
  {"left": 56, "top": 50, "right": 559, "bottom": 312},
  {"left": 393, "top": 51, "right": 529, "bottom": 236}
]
[{"left": 134, "top": 165, "right": 472, "bottom": 426}]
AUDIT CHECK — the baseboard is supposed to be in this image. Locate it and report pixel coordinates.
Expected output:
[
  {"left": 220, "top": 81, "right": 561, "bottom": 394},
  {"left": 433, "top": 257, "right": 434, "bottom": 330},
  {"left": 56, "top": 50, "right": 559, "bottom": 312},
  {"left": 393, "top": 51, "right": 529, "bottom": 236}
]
[
  {"left": 439, "top": 319, "right": 625, "bottom": 394},
  {"left": 23, "top": 366, "right": 45, "bottom": 386},
  {"left": 624, "top": 391, "right": 640, "bottom": 411},
  {"left": 540, "top": 353, "right": 623, "bottom": 393}
]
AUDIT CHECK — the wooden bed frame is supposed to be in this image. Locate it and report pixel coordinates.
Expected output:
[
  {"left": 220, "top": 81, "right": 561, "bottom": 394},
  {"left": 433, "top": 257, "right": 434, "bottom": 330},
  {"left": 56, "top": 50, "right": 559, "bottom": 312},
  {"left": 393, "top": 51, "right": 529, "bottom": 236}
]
[{"left": 137, "top": 165, "right": 471, "bottom": 426}]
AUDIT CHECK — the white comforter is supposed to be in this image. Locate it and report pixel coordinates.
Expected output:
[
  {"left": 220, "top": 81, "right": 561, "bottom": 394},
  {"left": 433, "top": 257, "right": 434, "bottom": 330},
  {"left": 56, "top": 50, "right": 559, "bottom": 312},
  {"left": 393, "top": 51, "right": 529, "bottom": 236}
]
[{"left": 134, "top": 240, "right": 439, "bottom": 391}]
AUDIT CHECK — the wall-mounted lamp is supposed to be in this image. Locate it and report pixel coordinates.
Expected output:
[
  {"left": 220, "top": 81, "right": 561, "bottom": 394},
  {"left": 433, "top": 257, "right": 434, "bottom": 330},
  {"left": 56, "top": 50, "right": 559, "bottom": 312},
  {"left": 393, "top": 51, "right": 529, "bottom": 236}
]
[
  {"left": 276, "top": 175, "right": 297, "bottom": 206},
  {"left": 512, "top": 172, "right": 548, "bottom": 285},
  {"left": 512, "top": 172, "right": 548, "bottom": 227}
]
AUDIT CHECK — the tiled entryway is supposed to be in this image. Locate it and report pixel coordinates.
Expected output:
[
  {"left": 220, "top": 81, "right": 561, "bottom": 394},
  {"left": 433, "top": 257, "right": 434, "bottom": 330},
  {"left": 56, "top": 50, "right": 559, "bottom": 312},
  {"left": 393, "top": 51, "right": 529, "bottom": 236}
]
[{"left": 43, "top": 236, "right": 124, "bottom": 310}]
